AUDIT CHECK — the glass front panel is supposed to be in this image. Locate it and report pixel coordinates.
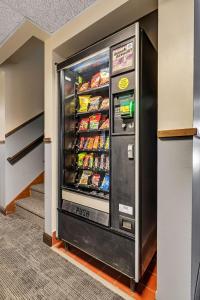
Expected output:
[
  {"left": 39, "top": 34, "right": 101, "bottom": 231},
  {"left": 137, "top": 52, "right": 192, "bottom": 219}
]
[{"left": 62, "top": 49, "right": 110, "bottom": 201}]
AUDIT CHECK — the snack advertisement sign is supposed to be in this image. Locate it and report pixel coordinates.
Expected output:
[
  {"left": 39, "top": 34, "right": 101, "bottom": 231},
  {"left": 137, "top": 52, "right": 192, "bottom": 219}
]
[{"left": 112, "top": 42, "right": 134, "bottom": 73}]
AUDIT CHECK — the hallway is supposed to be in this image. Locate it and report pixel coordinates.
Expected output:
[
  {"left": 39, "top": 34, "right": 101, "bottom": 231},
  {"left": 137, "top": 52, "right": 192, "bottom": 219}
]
[{"left": 0, "top": 212, "right": 122, "bottom": 300}]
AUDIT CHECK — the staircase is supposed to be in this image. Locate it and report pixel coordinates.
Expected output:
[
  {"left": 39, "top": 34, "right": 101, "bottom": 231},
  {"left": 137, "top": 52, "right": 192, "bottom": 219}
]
[{"left": 16, "top": 183, "right": 44, "bottom": 228}]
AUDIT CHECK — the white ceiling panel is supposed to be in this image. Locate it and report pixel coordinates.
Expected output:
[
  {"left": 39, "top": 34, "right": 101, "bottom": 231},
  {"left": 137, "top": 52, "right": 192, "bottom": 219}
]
[
  {"left": 0, "top": 1, "right": 24, "bottom": 45},
  {"left": 1, "top": 0, "right": 96, "bottom": 33}
]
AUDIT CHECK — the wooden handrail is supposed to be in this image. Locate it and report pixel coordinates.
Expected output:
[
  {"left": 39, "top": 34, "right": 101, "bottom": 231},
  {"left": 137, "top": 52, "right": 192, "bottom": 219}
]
[
  {"left": 5, "top": 112, "right": 44, "bottom": 137},
  {"left": 7, "top": 135, "right": 44, "bottom": 165}
]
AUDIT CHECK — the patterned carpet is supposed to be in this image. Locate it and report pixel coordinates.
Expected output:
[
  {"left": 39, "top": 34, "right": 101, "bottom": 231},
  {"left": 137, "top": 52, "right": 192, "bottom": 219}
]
[{"left": 0, "top": 212, "right": 123, "bottom": 300}]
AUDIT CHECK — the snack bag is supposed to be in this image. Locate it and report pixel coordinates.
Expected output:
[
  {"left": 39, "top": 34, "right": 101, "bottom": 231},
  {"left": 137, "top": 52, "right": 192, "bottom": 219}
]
[
  {"left": 77, "top": 152, "right": 87, "bottom": 167},
  {"left": 78, "top": 95, "right": 90, "bottom": 112},
  {"left": 79, "top": 137, "right": 85, "bottom": 149},
  {"left": 88, "top": 153, "right": 94, "bottom": 169},
  {"left": 105, "top": 155, "right": 109, "bottom": 171},
  {"left": 86, "top": 137, "right": 94, "bottom": 150},
  {"left": 83, "top": 154, "right": 90, "bottom": 168},
  {"left": 93, "top": 135, "right": 99, "bottom": 150},
  {"left": 100, "top": 118, "right": 109, "bottom": 130},
  {"left": 89, "top": 114, "right": 101, "bottom": 130},
  {"left": 100, "top": 154, "right": 105, "bottom": 170},
  {"left": 91, "top": 173, "right": 101, "bottom": 188},
  {"left": 79, "top": 82, "right": 90, "bottom": 92},
  {"left": 100, "top": 174, "right": 110, "bottom": 192},
  {"left": 105, "top": 136, "right": 109, "bottom": 150},
  {"left": 100, "top": 98, "right": 109, "bottom": 110},
  {"left": 79, "top": 170, "right": 92, "bottom": 185},
  {"left": 79, "top": 118, "right": 89, "bottom": 131},
  {"left": 91, "top": 72, "right": 101, "bottom": 88},
  {"left": 94, "top": 155, "right": 99, "bottom": 169},
  {"left": 88, "top": 96, "right": 102, "bottom": 111},
  {"left": 100, "top": 68, "right": 109, "bottom": 86},
  {"left": 99, "top": 133, "right": 106, "bottom": 149}
]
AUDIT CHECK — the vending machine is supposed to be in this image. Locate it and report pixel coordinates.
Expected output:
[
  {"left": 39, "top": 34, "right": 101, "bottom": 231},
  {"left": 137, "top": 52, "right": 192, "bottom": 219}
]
[{"left": 57, "top": 22, "right": 157, "bottom": 287}]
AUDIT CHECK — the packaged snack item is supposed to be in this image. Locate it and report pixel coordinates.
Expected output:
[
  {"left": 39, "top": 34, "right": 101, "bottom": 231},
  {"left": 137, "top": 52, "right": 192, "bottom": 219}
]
[
  {"left": 77, "top": 152, "right": 87, "bottom": 167},
  {"left": 86, "top": 137, "right": 94, "bottom": 150},
  {"left": 100, "top": 68, "right": 109, "bottom": 86},
  {"left": 100, "top": 154, "right": 105, "bottom": 170},
  {"left": 93, "top": 135, "right": 99, "bottom": 150},
  {"left": 83, "top": 154, "right": 90, "bottom": 168},
  {"left": 88, "top": 96, "right": 102, "bottom": 111},
  {"left": 78, "top": 95, "right": 90, "bottom": 112},
  {"left": 100, "top": 118, "right": 109, "bottom": 130},
  {"left": 105, "top": 136, "right": 109, "bottom": 150},
  {"left": 79, "top": 137, "right": 85, "bottom": 149},
  {"left": 99, "top": 133, "right": 106, "bottom": 149},
  {"left": 105, "top": 155, "right": 109, "bottom": 171},
  {"left": 91, "top": 72, "right": 101, "bottom": 88},
  {"left": 100, "top": 98, "right": 109, "bottom": 110},
  {"left": 79, "top": 82, "right": 90, "bottom": 92},
  {"left": 89, "top": 114, "right": 101, "bottom": 130},
  {"left": 79, "top": 118, "right": 89, "bottom": 131},
  {"left": 79, "top": 170, "right": 92, "bottom": 185},
  {"left": 91, "top": 173, "right": 101, "bottom": 188},
  {"left": 94, "top": 155, "right": 99, "bottom": 169},
  {"left": 100, "top": 174, "right": 110, "bottom": 192},
  {"left": 88, "top": 153, "right": 94, "bottom": 168}
]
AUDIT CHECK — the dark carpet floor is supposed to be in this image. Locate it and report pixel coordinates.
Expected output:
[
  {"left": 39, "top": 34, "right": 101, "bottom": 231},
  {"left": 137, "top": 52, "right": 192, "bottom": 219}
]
[{"left": 0, "top": 212, "right": 123, "bottom": 300}]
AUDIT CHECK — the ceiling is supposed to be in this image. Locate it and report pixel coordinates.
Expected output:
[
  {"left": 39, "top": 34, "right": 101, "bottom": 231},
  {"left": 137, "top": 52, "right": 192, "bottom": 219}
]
[{"left": 0, "top": 0, "right": 96, "bottom": 45}]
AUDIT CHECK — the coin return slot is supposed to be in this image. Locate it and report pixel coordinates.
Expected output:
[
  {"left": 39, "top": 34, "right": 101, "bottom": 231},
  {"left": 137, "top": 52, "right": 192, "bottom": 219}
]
[{"left": 119, "top": 216, "right": 134, "bottom": 233}]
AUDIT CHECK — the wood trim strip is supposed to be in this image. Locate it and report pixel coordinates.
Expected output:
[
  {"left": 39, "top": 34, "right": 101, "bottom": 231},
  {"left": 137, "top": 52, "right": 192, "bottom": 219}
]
[
  {"left": 7, "top": 134, "right": 44, "bottom": 165},
  {"left": 157, "top": 128, "right": 197, "bottom": 138},
  {"left": 5, "top": 112, "right": 44, "bottom": 137},
  {"left": 4, "top": 171, "right": 44, "bottom": 215},
  {"left": 43, "top": 232, "right": 52, "bottom": 247},
  {"left": 44, "top": 137, "right": 52, "bottom": 143}
]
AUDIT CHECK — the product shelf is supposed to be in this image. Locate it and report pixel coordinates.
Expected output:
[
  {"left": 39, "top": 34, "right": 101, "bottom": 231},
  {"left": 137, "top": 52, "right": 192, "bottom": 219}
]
[
  {"left": 77, "top": 84, "right": 109, "bottom": 96},
  {"left": 62, "top": 185, "right": 109, "bottom": 200},
  {"left": 76, "top": 108, "right": 109, "bottom": 117}
]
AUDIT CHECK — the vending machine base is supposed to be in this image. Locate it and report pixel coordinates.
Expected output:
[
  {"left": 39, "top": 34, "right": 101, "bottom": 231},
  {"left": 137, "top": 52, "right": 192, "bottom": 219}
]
[{"left": 58, "top": 210, "right": 156, "bottom": 282}]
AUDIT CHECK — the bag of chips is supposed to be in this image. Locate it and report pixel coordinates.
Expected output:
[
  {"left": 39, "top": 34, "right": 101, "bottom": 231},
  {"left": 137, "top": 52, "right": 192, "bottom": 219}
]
[
  {"left": 88, "top": 96, "right": 102, "bottom": 112},
  {"left": 100, "top": 68, "right": 109, "bottom": 86},
  {"left": 88, "top": 153, "right": 94, "bottom": 169},
  {"left": 79, "top": 137, "right": 85, "bottom": 149},
  {"left": 100, "top": 118, "right": 109, "bottom": 130},
  {"left": 100, "top": 154, "right": 105, "bottom": 170},
  {"left": 93, "top": 135, "right": 99, "bottom": 150},
  {"left": 79, "top": 118, "right": 89, "bottom": 131},
  {"left": 100, "top": 174, "right": 110, "bottom": 192},
  {"left": 94, "top": 155, "right": 99, "bottom": 169},
  {"left": 89, "top": 114, "right": 101, "bottom": 130},
  {"left": 91, "top": 72, "right": 101, "bottom": 88},
  {"left": 78, "top": 95, "right": 90, "bottom": 112},
  {"left": 100, "top": 98, "right": 109, "bottom": 110},
  {"left": 91, "top": 173, "right": 101, "bottom": 188},
  {"left": 79, "top": 82, "right": 90, "bottom": 92},
  {"left": 77, "top": 152, "right": 87, "bottom": 167},
  {"left": 86, "top": 137, "right": 94, "bottom": 150},
  {"left": 79, "top": 170, "right": 92, "bottom": 185},
  {"left": 105, "top": 136, "right": 109, "bottom": 150},
  {"left": 105, "top": 155, "right": 109, "bottom": 171},
  {"left": 99, "top": 133, "right": 106, "bottom": 149}
]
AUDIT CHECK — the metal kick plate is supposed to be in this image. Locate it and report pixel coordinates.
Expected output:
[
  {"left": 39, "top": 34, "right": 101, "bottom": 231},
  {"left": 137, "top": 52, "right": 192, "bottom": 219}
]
[{"left": 62, "top": 200, "right": 109, "bottom": 226}]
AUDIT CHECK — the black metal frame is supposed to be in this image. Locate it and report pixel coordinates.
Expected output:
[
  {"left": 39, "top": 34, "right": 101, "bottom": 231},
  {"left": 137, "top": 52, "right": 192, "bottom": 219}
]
[{"left": 57, "top": 22, "right": 157, "bottom": 282}]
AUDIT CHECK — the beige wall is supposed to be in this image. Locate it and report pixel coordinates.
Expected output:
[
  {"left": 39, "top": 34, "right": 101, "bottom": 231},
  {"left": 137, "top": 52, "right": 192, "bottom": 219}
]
[
  {"left": 158, "top": 0, "right": 194, "bottom": 130},
  {"left": 2, "top": 37, "right": 44, "bottom": 134}
]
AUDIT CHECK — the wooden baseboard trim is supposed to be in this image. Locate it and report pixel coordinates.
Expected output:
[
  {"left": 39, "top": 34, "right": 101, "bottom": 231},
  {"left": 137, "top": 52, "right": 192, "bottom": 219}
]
[
  {"left": 43, "top": 232, "right": 52, "bottom": 247},
  {"left": 5, "top": 171, "right": 44, "bottom": 215},
  {"left": 157, "top": 128, "right": 197, "bottom": 138}
]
